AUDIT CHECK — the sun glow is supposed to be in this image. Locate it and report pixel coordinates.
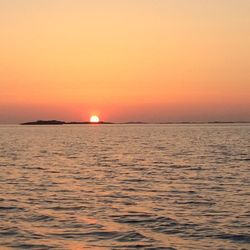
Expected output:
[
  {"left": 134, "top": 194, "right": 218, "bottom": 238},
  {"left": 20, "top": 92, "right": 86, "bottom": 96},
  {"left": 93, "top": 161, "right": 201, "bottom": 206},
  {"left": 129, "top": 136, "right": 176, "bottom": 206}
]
[{"left": 90, "top": 115, "right": 100, "bottom": 123}]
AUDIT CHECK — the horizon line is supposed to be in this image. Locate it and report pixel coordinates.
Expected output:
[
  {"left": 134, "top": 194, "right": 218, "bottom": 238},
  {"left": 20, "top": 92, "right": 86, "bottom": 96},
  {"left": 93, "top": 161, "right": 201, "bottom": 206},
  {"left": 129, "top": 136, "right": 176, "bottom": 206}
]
[{"left": 0, "top": 120, "right": 249, "bottom": 125}]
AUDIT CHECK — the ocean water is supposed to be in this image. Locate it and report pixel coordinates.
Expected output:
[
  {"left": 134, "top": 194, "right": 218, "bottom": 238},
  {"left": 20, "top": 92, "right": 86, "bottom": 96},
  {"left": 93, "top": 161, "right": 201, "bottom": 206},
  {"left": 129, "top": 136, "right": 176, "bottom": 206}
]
[{"left": 0, "top": 124, "right": 249, "bottom": 250}]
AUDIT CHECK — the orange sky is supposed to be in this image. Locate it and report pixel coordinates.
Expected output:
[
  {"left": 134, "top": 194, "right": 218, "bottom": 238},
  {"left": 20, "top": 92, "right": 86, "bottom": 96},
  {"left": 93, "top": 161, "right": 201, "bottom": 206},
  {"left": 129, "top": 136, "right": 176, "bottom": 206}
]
[{"left": 0, "top": 0, "right": 249, "bottom": 123}]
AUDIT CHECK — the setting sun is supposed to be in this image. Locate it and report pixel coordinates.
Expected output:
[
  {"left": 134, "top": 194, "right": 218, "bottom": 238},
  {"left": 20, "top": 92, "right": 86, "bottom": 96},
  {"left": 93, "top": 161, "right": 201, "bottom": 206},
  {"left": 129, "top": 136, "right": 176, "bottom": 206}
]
[{"left": 90, "top": 115, "right": 100, "bottom": 123}]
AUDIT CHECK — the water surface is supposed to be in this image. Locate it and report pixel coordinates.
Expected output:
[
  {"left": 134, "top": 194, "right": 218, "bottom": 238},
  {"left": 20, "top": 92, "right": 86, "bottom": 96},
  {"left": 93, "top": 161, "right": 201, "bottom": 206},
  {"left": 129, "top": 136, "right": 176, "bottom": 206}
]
[{"left": 0, "top": 124, "right": 249, "bottom": 249}]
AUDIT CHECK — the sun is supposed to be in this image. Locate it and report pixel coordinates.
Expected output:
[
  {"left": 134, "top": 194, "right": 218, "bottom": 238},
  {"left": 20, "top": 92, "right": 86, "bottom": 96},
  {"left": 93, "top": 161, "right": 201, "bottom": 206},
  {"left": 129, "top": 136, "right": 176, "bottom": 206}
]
[{"left": 90, "top": 115, "right": 100, "bottom": 123}]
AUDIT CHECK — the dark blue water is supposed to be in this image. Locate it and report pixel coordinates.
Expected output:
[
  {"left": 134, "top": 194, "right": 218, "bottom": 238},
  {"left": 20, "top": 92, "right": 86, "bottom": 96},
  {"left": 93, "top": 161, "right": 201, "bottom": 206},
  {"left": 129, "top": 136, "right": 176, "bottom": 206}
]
[{"left": 0, "top": 124, "right": 249, "bottom": 249}]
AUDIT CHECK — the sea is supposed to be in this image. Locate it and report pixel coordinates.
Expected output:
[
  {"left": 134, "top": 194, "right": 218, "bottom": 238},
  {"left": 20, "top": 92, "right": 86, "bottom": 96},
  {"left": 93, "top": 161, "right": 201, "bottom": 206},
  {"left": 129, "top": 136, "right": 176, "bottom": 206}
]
[{"left": 0, "top": 124, "right": 249, "bottom": 250}]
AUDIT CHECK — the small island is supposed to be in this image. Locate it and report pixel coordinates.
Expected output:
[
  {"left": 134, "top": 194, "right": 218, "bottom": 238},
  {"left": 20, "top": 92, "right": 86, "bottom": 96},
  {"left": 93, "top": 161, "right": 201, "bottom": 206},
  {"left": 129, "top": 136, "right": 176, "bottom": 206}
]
[
  {"left": 21, "top": 120, "right": 66, "bottom": 125},
  {"left": 20, "top": 120, "right": 114, "bottom": 125}
]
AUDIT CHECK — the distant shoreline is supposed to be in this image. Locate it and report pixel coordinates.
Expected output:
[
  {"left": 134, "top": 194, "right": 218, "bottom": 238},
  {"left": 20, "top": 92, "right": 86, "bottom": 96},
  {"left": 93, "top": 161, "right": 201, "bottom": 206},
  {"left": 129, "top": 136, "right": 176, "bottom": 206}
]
[
  {"left": 19, "top": 120, "right": 250, "bottom": 125},
  {"left": 20, "top": 120, "right": 113, "bottom": 125}
]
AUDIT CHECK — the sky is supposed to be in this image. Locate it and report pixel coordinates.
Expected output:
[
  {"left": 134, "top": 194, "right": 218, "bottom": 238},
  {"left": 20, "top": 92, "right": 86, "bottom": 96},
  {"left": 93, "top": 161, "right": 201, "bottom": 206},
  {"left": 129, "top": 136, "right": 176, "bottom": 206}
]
[{"left": 0, "top": 0, "right": 249, "bottom": 123}]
